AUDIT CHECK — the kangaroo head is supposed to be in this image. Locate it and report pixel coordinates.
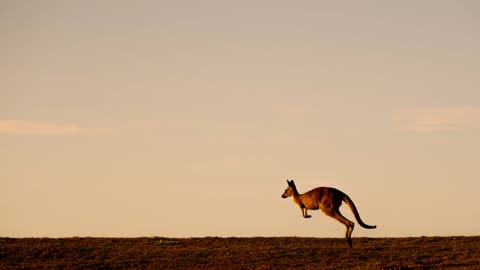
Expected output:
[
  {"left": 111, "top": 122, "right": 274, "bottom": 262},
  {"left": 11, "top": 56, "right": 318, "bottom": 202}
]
[{"left": 281, "top": 179, "right": 296, "bottom": 198}]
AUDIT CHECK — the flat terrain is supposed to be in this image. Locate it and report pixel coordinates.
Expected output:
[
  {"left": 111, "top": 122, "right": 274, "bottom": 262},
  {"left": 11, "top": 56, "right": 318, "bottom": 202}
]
[{"left": 1, "top": 236, "right": 479, "bottom": 269}]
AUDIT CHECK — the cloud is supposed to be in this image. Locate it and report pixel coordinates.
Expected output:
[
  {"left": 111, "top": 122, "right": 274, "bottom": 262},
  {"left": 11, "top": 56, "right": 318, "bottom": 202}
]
[
  {"left": 399, "top": 107, "right": 480, "bottom": 133},
  {"left": 0, "top": 120, "right": 106, "bottom": 135}
]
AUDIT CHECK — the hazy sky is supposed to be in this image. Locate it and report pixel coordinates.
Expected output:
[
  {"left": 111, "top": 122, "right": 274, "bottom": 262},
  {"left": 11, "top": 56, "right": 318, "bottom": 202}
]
[{"left": 2, "top": 1, "right": 480, "bottom": 238}]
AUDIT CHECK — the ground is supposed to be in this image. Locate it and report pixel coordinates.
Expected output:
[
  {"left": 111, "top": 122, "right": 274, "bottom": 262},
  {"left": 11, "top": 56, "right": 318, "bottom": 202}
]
[{"left": 1, "top": 236, "right": 479, "bottom": 269}]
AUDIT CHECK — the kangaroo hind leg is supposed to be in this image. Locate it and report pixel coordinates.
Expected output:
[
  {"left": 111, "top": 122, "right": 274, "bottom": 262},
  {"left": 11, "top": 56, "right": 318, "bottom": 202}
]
[{"left": 332, "top": 210, "right": 355, "bottom": 248}]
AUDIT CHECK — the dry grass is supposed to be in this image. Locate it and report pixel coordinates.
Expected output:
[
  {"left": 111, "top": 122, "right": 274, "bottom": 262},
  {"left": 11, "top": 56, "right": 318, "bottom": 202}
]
[{"left": 1, "top": 236, "right": 479, "bottom": 269}]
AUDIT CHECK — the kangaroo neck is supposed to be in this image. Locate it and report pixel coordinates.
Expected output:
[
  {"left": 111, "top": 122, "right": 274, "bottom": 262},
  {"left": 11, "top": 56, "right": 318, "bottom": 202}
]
[{"left": 291, "top": 189, "right": 302, "bottom": 204}]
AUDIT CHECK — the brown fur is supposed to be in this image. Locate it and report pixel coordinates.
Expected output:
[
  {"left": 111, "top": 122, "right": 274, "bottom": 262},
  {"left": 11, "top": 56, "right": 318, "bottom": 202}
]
[{"left": 282, "top": 179, "right": 376, "bottom": 247}]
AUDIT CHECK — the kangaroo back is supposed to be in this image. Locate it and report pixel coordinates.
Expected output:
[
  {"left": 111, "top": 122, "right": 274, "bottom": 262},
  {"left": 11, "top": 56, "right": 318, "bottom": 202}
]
[{"left": 342, "top": 194, "right": 376, "bottom": 229}]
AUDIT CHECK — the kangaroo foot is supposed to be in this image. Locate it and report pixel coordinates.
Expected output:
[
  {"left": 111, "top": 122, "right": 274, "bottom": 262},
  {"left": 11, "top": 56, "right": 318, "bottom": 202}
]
[{"left": 346, "top": 238, "right": 353, "bottom": 248}]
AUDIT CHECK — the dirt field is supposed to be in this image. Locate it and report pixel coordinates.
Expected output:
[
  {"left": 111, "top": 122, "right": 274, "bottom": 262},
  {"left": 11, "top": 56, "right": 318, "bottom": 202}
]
[{"left": 1, "top": 236, "right": 479, "bottom": 269}]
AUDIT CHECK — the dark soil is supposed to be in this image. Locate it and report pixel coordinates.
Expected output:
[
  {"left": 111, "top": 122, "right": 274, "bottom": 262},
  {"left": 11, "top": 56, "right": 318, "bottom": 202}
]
[{"left": 1, "top": 236, "right": 479, "bottom": 269}]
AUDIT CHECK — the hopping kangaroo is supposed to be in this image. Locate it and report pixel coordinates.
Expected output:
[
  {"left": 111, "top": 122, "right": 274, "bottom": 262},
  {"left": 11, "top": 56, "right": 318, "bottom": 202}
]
[{"left": 281, "top": 179, "right": 376, "bottom": 247}]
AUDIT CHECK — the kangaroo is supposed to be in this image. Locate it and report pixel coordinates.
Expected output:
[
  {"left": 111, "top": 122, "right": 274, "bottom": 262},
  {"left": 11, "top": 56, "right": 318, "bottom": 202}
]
[{"left": 281, "top": 179, "right": 376, "bottom": 247}]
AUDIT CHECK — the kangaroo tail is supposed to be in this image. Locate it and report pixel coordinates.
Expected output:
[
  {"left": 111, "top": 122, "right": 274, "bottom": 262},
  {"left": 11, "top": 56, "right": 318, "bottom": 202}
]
[{"left": 343, "top": 194, "right": 376, "bottom": 229}]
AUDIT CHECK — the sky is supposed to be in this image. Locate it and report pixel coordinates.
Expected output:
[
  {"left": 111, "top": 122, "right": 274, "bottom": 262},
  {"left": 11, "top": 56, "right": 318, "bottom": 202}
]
[{"left": 2, "top": 1, "right": 480, "bottom": 238}]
